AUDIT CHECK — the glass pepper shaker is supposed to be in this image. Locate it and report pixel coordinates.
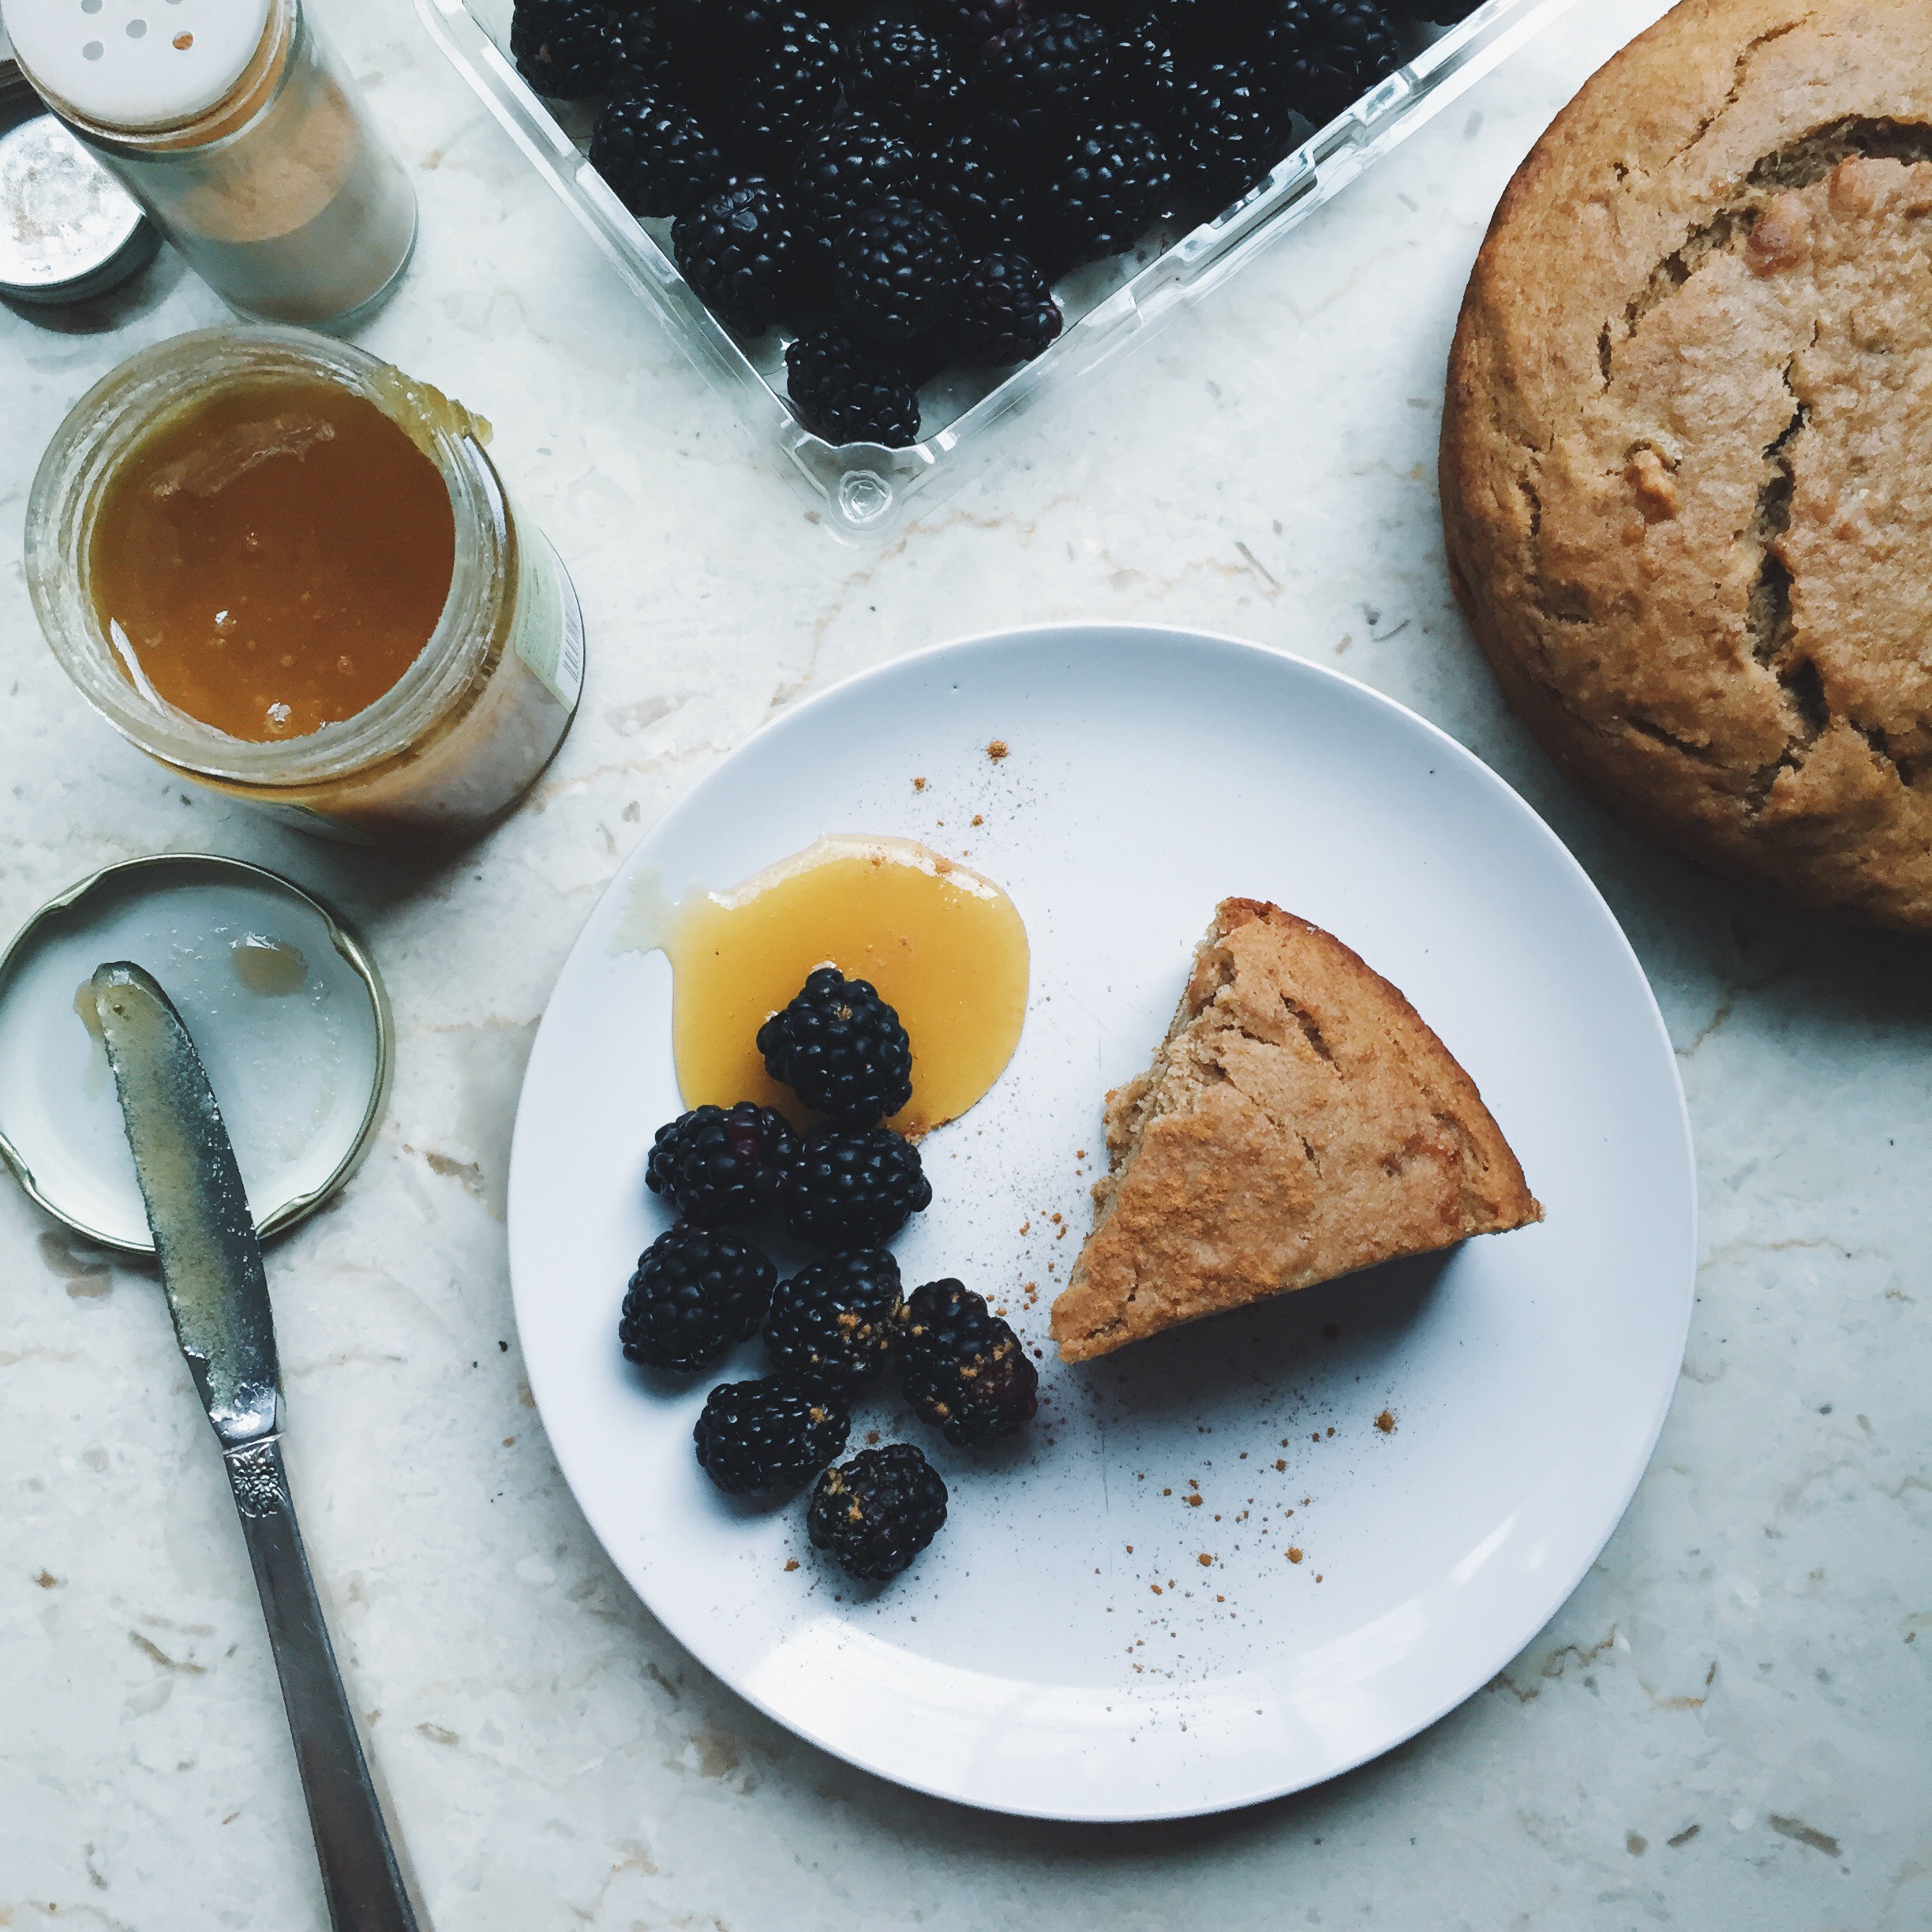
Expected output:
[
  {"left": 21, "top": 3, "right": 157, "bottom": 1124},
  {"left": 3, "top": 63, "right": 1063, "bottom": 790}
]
[{"left": 1, "top": 0, "right": 416, "bottom": 325}]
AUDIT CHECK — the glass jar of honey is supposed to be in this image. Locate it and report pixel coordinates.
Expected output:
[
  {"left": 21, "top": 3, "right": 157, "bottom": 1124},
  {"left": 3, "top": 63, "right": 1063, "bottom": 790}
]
[{"left": 24, "top": 325, "right": 584, "bottom": 846}]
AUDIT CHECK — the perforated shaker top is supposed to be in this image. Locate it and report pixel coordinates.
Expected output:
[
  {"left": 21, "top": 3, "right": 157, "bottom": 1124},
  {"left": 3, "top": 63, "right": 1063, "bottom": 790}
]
[{"left": 1, "top": 0, "right": 272, "bottom": 129}]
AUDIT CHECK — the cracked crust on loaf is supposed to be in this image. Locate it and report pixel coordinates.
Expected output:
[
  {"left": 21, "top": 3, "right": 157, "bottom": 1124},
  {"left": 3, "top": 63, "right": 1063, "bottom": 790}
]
[
  {"left": 1049, "top": 900, "right": 1540, "bottom": 1363},
  {"left": 1440, "top": 0, "right": 1932, "bottom": 927}
]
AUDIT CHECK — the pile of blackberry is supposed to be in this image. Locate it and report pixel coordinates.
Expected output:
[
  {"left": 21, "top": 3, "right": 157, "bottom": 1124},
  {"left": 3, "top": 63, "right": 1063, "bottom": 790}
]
[
  {"left": 515, "top": 0, "right": 1460, "bottom": 444},
  {"left": 618, "top": 965, "right": 1038, "bottom": 1582}
]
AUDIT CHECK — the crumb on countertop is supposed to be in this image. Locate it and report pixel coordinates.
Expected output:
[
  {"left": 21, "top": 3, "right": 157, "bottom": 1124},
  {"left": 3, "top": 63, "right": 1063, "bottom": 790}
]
[
  {"left": 912, "top": 776, "right": 927, "bottom": 791},
  {"left": 1376, "top": 1409, "right": 1397, "bottom": 1433},
  {"left": 987, "top": 739, "right": 1009, "bottom": 761},
  {"left": 784, "top": 1559, "right": 799, "bottom": 1571}
]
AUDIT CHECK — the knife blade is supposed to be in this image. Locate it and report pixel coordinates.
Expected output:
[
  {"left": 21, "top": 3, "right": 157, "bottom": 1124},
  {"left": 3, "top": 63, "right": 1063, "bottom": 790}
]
[{"left": 88, "top": 961, "right": 279, "bottom": 1449}]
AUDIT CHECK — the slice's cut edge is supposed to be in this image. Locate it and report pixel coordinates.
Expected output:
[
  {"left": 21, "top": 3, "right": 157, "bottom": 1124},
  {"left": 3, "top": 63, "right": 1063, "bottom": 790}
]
[{"left": 1050, "top": 898, "right": 1541, "bottom": 1363}]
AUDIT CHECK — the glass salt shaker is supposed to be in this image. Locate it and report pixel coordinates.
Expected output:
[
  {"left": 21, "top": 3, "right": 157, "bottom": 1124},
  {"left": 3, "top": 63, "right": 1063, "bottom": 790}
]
[{"left": 1, "top": 0, "right": 416, "bottom": 325}]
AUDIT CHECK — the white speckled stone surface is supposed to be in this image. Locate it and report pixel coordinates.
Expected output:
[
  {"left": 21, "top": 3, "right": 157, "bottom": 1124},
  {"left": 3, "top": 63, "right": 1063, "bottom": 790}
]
[{"left": 3, "top": 2, "right": 1929, "bottom": 1926}]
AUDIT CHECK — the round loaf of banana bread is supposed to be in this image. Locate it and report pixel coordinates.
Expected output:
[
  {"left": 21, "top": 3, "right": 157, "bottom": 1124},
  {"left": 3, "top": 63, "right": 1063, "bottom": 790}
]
[{"left": 1441, "top": 0, "right": 1932, "bottom": 926}]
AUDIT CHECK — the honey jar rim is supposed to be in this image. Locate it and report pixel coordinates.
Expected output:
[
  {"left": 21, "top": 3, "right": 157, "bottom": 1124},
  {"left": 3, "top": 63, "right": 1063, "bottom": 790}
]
[{"left": 24, "top": 322, "right": 516, "bottom": 792}]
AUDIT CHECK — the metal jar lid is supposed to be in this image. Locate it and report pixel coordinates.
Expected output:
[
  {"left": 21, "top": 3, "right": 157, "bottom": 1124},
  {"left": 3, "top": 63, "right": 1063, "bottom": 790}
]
[
  {"left": 0, "top": 58, "right": 155, "bottom": 305},
  {"left": 0, "top": 854, "right": 394, "bottom": 1254}
]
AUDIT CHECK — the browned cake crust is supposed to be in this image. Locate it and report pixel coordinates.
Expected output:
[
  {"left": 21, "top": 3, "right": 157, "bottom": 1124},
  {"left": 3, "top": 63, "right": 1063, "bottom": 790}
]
[
  {"left": 1049, "top": 900, "right": 1540, "bottom": 1362},
  {"left": 1440, "top": 0, "right": 1932, "bottom": 927}
]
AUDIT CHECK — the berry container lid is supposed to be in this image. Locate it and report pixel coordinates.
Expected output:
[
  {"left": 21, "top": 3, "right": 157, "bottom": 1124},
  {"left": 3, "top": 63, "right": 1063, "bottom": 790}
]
[{"left": 417, "top": 0, "right": 1580, "bottom": 545}]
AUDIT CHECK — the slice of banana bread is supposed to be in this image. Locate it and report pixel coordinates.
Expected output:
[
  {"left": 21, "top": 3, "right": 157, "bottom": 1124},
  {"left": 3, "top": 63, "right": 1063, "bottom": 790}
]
[{"left": 1050, "top": 898, "right": 1541, "bottom": 1361}]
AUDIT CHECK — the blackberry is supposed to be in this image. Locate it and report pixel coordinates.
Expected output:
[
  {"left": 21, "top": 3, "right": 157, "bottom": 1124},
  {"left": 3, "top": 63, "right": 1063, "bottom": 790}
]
[
  {"left": 766, "top": 5, "right": 844, "bottom": 82},
  {"left": 645, "top": 1102, "right": 798, "bottom": 1222},
  {"left": 757, "top": 965, "right": 914, "bottom": 1122},
  {"left": 915, "top": 129, "right": 1035, "bottom": 256},
  {"left": 953, "top": 252, "right": 1061, "bottom": 365},
  {"left": 673, "top": 181, "right": 799, "bottom": 334},
  {"left": 1173, "top": 61, "right": 1288, "bottom": 205},
  {"left": 843, "top": 21, "right": 969, "bottom": 134},
  {"left": 1048, "top": 119, "right": 1170, "bottom": 261},
  {"left": 608, "top": 6, "right": 678, "bottom": 91},
  {"left": 1260, "top": 0, "right": 1402, "bottom": 120},
  {"left": 894, "top": 1278, "right": 1039, "bottom": 1446},
  {"left": 784, "top": 1125, "right": 932, "bottom": 1246},
  {"left": 788, "top": 120, "right": 919, "bottom": 273},
  {"left": 728, "top": 68, "right": 844, "bottom": 170},
  {"left": 692, "top": 1376, "right": 851, "bottom": 1493},
  {"left": 620, "top": 1224, "right": 775, "bottom": 1372},
  {"left": 511, "top": 0, "right": 620, "bottom": 97},
  {"left": 786, "top": 326, "right": 923, "bottom": 445},
  {"left": 765, "top": 1248, "right": 905, "bottom": 1384},
  {"left": 833, "top": 196, "right": 964, "bottom": 344},
  {"left": 591, "top": 92, "right": 728, "bottom": 217},
  {"left": 1110, "top": 19, "right": 1181, "bottom": 133},
  {"left": 807, "top": 1443, "right": 948, "bottom": 1580},
  {"left": 974, "top": 11, "right": 1114, "bottom": 159},
  {"left": 725, "top": 9, "right": 845, "bottom": 167},
  {"left": 934, "top": 0, "right": 1030, "bottom": 62}
]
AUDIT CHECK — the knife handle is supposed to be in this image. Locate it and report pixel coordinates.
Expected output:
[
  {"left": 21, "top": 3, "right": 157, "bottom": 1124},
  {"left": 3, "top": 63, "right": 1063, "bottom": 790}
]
[{"left": 224, "top": 1439, "right": 424, "bottom": 1932}]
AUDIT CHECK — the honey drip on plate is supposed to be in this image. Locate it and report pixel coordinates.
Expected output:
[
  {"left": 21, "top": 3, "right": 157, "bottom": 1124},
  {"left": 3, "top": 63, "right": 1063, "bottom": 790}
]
[
  {"left": 89, "top": 376, "right": 456, "bottom": 742},
  {"left": 650, "top": 837, "right": 1029, "bottom": 1136}
]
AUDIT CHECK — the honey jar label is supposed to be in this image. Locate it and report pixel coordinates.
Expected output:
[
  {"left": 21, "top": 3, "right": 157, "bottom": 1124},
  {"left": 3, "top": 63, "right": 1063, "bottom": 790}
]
[{"left": 511, "top": 522, "right": 586, "bottom": 714}]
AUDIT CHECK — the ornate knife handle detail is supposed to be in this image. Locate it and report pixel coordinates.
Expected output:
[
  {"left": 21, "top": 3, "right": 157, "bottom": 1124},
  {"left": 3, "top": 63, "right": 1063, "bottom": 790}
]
[{"left": 225, "top": 1438, "right": 290, "bottom": 1519}]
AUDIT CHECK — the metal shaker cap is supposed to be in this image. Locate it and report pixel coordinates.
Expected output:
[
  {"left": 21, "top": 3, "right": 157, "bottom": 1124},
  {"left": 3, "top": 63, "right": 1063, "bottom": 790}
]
[
  {"left": 0, "top": 60, "right": 154, "bottom": 304},
  {"left": 1, "top": 0, "right": 271, "bottom": 129}
]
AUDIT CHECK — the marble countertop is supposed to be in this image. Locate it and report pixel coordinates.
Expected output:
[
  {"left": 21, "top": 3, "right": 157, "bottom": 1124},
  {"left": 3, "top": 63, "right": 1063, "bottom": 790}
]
[{"left": 4, "top": 1, "right": 1927, "bottom": 1925}]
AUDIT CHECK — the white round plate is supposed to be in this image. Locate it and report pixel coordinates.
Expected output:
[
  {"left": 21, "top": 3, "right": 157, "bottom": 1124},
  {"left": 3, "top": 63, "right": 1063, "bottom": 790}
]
[{"left": 507, "top": 625, "right": 1695, "bottom": 1822}]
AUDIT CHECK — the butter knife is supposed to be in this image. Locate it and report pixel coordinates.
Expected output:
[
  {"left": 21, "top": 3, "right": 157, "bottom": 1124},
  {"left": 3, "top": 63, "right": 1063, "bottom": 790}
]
[{"left": 90, "top": 962, "right": 422, "bottom": 1932}]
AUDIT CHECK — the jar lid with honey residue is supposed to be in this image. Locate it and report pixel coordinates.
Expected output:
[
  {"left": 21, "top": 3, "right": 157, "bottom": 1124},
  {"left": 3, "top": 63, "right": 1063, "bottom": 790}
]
[{"left": 0, "top": 853, "right": 392, "bottom": 1253}]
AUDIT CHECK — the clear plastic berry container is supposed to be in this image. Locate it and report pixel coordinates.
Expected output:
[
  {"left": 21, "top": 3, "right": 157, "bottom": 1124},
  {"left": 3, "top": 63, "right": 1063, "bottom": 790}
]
[{"left": 417, "top": 0, "right": 1577, "bottom": 541}]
